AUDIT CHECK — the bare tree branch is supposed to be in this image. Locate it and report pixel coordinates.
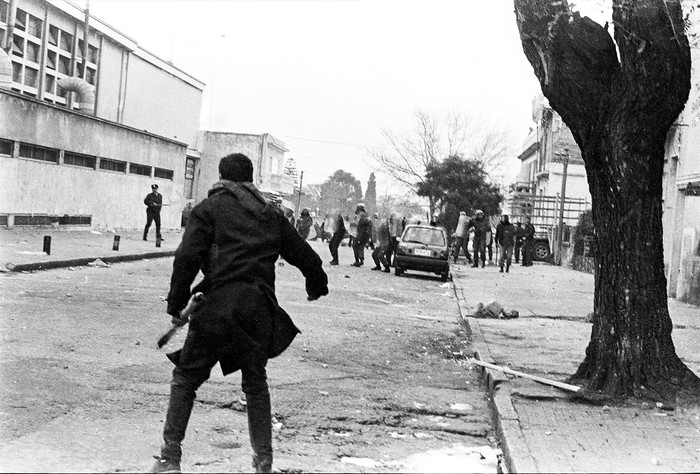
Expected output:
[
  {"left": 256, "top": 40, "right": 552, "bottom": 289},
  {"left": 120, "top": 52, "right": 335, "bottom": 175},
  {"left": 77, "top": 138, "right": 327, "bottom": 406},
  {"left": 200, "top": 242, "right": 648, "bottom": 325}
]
[{"left": 367, "top": 108, "right": 514, "bottom": 202}]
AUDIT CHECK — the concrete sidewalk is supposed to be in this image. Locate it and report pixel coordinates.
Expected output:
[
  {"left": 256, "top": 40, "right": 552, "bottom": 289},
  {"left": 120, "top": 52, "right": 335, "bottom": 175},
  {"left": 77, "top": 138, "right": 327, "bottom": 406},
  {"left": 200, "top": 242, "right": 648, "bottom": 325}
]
[
  {"left": 0, "top": 228, "right": 181, "bottom": 272},
  {"left": 451, "top": 261, "right": 700, "bottom": 473}
]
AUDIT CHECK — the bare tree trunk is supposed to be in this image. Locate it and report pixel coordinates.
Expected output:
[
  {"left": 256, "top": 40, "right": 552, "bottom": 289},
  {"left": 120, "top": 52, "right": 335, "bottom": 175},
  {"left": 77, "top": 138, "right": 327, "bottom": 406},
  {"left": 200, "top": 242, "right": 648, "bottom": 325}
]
[{"left": 514, "top": 0, "right": 700, "bottom": 400}]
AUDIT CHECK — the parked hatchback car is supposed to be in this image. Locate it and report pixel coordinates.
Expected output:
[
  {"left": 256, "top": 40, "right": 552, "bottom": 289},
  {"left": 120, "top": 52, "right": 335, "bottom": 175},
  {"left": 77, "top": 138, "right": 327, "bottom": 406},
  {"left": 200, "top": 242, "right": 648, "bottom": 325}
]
[{"left": 394, "top": 224, "right": 450, "bottom": 281}]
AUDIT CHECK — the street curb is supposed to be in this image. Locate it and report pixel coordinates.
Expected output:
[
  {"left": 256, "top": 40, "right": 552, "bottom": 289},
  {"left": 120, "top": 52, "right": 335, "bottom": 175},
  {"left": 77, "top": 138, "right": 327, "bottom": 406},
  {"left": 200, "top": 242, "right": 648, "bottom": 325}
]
[
  {"left": 6, "top": 251, "right": 176, "bottom": 272},
  {"left": 452, "top": 279, "right": 538, "bottom": 474}
]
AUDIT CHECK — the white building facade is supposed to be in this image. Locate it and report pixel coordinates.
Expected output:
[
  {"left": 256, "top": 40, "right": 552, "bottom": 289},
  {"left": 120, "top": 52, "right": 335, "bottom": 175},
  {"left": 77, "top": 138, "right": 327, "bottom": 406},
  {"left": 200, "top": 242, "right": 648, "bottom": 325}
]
[
  {"left": 0, "top": 0, "right": 204, "bottom": 230},
  {"left": 195, "top": 131, "right": 295, "bottom": 204}
]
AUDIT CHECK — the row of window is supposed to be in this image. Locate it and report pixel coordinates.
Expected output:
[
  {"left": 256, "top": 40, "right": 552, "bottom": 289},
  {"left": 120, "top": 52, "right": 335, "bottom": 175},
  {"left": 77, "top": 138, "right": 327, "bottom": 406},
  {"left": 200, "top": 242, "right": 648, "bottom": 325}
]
[
  {"left": 0, "top": 139, "right": 174, "bottom": 180},
  {"left": 1, "top": 4, "right": 100, "bottom": 104}
]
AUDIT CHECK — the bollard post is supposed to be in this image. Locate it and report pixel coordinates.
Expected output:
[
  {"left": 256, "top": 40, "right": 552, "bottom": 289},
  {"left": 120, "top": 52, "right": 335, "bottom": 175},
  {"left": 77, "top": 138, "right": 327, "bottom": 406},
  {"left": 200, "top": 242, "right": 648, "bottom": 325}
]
[
  {"left": 112, "top": 235, "right": 121, "bottom": 251},
  {"left": 43, "top": 236, "right": 51, "bottom": 255},
  {"left": 155, "top": 236, "right": 161, "bottom": 248}
]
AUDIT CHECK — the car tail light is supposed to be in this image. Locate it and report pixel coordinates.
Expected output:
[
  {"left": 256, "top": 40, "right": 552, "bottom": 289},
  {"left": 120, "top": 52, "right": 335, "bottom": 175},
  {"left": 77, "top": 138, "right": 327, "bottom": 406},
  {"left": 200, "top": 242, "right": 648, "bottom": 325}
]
[
  {"left": 439, "top": 250, "right": 448, "bottom": 259},
  {"left": 397, "top": 244, "right": 408, "bottom": 254}
]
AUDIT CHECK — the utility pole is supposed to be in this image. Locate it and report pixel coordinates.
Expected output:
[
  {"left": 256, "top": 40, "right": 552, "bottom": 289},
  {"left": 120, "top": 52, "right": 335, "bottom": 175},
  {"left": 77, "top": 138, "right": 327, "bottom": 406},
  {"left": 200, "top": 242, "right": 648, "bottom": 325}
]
[
  {"left": 296, "top": 171, "right": 304, "bottom": 219},
  {"left": 555, "top": 148, "right": 569, "bottom": 266},
  {"left": 81, "top": 0, "right": 90, "bottom": 80}
]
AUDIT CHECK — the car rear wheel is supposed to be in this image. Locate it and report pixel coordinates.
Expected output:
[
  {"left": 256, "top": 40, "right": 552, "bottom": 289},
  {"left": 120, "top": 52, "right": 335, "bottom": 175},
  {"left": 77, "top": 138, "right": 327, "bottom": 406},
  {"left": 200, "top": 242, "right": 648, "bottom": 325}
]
[
  {"left": 395, "top": 267, "right": 403, "bottom": 276},
  {"left": 533, "top": 241, "right": 551, "bottom": 260},
  {"left": 440, "top": 271, "right": 449, "bottom": 282}
]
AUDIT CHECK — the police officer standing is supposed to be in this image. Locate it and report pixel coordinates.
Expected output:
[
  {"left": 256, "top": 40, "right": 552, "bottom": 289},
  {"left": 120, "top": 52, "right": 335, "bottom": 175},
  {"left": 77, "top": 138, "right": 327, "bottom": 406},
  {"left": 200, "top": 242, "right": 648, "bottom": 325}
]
[{"left": 143, "top": 184, "right": 163, "bottom": 241}]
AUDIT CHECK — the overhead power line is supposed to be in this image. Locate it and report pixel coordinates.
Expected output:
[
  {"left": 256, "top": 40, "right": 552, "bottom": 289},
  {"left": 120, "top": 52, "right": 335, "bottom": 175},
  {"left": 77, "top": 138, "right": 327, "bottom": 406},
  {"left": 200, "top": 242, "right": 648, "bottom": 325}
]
[{"left": 279, "top": 135, "right": 369, "bottom": 148}]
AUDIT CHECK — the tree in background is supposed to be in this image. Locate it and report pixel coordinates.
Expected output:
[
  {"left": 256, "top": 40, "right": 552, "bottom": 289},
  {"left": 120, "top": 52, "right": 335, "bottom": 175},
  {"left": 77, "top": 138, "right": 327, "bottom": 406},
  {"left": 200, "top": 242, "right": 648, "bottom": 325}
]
[
  {"left": 368, "top": 108, "right": 511, "bottom": 215},
  {"left": 416, "top": 155, "right": 502, "bottom": 235},
  {"left": 319, "top": 170, "right": 363, "bottom": 217},
  {"left": 364, "top": 173, "right": 377, "bottom": 215},
  {"left": 515, "top": 0, "right": 699, "bottom": 400},
  {"left": 376, "top": 194, "right": 425, "bottom": 220},
  {"left": 298, "top": 184, "right": 322, "bottom": 217}
]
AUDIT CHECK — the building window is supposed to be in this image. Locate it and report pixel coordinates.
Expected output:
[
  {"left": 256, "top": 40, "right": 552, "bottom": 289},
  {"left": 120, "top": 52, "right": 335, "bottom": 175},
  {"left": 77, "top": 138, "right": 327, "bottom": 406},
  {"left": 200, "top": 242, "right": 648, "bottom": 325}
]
[
  {"left": 88, "top": 44, "right": 98, "bottom": 63},
  {"left": 14, "top": 8, "right": 26, "bottom": 31},
  {"left": 48, "top": 25, "right": 59, "bottom": 46},
  {"left": 0, "top": 139, "right": 13, "bottom": 156},
  {"left": 154, "top": 167, "right": 174, "bottom": 180},
  {"left": 26, "top": 13, "right": 42, "bottom": 39},
  {"left": 57, "top": 55, "right": 71, "bottom": 75},
  {"left": 11, "top": 61, "right": 21, "bottom": 82},
  {"left": 99, "top": 158, "right": 126, "bottom": 173},
  {"left": 0, "top": 2, "right": 8, "bottom": 23},
  {"left": 23, "top": 66, "right": 37, "bottom": 87},
  {"left": 25, "top": 41, "right": 40, "bottom": 63},
  {"left": 59, "top": 30, "right": 73, "bottom": 53},
  {"left": 129, "top": 163, "right": 152, "bottom": 177},
  {"left": 19, "top": 143, "right": 59, "bottom": 163},
  {"left": 46, "top": 50, "right": 56, "bottom": 70},
  {"left": 64, "top": 152, "right": 96, "bottom": 169},
  {"left": 14, "top": 9, "right": 42, "bottom": 39},
  {"left": 11, "top": 34, "right": 23, "bottom": 56},
  {"left": 85, "top": 66, "right": 96, "bottom": 85},
  {"left": 78, "top": 40, "right": 99, "bottom": 64}
]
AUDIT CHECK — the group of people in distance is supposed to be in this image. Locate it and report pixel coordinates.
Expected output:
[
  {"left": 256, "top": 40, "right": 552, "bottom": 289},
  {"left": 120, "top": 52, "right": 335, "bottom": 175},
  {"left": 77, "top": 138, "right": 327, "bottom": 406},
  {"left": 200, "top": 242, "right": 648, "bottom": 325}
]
[
  {"left": 314, "top": 203, "right": 405, "bottom": 271},
  {"left": 291, "top": 204, "right": 538, "bottom": 275},
  {"left": 325, "top": 203, "right": 403, "bottom": 271},
  {"left": 452, "top": 211, "right": 536, "bottom": 272}
]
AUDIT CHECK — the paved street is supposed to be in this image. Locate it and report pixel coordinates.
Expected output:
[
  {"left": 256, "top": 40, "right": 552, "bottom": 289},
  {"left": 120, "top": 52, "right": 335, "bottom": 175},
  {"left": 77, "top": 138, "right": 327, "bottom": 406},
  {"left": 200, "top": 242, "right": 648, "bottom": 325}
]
[
  {"left": 2, "top": 229, "right": 700, "bottom": 473},
  {"left": 0, "top": 238, "right": 499, "bottom": 473}
]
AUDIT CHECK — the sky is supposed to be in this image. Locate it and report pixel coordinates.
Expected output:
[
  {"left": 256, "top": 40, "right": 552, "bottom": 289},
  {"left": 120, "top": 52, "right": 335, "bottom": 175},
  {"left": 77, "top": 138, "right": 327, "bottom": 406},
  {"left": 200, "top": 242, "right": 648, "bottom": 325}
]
[{"left": 86, "top": 0, "right": 546, "bottom": 196}]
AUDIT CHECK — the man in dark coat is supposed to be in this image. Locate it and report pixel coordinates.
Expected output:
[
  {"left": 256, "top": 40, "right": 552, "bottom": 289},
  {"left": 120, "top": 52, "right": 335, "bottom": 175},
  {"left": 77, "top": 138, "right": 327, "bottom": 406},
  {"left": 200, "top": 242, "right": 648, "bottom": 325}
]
[
  {"left": 514, "top": 222, "right": 525, "bottom": 263},
  {"left": 295, "top": 208, "right": 313, "bottom": 240},
  {"left": 328, "top": 211, "right": 346, "bottom": 265},
  {"left": 495, "top": 214, "right": 516, "bottom": 273},
  {"left": 351, "top": 204, "right": 371, "bottom": 267},
  {"left": 143, "top": 183, "right": 163, "bottom": 241},
  {"left": 152, "top": 153, "right": 328, "bottom": 474},
  {"left": 467, "top": 210, "right": 490, "bottom": 268},
  {"left": 522, "top": 217, "right": 536, "bottom": 266}
]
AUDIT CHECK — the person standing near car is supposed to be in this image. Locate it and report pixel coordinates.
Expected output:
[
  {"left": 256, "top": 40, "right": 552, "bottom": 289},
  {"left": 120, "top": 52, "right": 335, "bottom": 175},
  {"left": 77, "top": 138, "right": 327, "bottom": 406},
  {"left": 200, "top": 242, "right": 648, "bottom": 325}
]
[
  {"left": 385, "top": 212, "right": 402, "bottom": 266},
  {"left": 328, "top": 211, "right": 346, "bottom": 266},
  {"left": 522, "top": 217, "right": 536, "bottom": 266},
  {"left": 351, "top": 204, "right": 371, "bottom": 267},
  {"left": 495, "top": 214, "right": 516, "bottom": 273},
  {"left": 151, "top": 153, "right": 328, "bottom": 474},
  {"left": 467, "top": 210, "right": 490, "bottom": 268},
  {"left": 452, "top": 211, "right": 472, "bottom": 264},
  {"left": 514, "top": 221, "right": 525, "bottom": 263},
  {"left": 370, "top": 215, "right": 391, "bottom": 272}
]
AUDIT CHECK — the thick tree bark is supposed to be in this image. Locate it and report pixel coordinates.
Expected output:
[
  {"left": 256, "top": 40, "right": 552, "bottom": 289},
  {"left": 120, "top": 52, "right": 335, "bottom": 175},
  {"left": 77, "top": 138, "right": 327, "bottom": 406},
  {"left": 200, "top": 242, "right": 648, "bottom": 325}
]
[{"left": 514, "top": 0, "right": 700, "bottom": 400}]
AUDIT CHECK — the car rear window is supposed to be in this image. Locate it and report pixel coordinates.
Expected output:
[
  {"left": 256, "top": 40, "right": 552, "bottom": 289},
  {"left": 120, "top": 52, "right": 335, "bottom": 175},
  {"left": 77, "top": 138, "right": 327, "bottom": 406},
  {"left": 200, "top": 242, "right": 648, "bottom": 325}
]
[{"left": 402, "top": 227, "right": 446, "bottom": 247}]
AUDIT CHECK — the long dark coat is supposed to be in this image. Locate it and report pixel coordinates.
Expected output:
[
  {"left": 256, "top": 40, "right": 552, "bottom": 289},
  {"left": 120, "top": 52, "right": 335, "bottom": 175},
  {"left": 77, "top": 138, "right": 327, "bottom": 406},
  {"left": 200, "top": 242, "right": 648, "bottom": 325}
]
[{"left": 166, "top": 180, "right": 328, "bottom": 375}]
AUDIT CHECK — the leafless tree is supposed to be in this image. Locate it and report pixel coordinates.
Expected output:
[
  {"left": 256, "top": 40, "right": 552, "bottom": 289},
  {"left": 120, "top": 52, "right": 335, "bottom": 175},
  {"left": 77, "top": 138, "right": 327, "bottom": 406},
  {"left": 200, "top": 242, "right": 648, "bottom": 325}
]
[{"left": 368, "top": 108, "right": 512, "bottom": 215}]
